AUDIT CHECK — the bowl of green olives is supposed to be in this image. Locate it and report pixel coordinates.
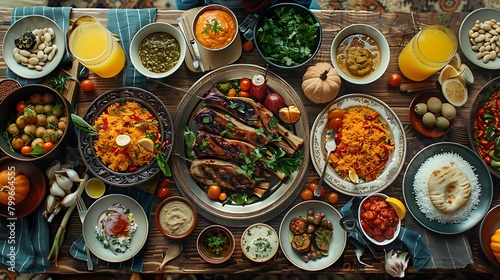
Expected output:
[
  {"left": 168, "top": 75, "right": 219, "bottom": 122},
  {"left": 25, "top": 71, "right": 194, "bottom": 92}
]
[{"left": 409, "top": 90, "right": 456, "bottom": 138}]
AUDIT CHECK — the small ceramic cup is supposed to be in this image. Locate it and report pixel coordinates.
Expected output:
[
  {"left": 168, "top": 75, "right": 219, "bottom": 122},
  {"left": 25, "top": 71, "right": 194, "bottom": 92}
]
[{"left": 85, "top": 177, "right": 106, "bottom": 199}]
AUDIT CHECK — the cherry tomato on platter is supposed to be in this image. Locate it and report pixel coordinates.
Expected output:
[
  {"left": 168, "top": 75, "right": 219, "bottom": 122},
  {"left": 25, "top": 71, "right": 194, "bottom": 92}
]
[
  {"left": 81, "top": 79, "right": 95, "bottom": 92},
  {"left": 387, "top": 73, "right": 402, "bottom": 88},
  {"left": 156, "top": 179, "right": 171, "bottom": 200},
  {"left": 20, "top": 146, "right": 33, "bottom": 156},
  {"left": 329, "top": 117, "right": 343, "bottom": 130},
  {"left": 42, "top": 142, "right": 55, "bottom": 152},
  {"left": 327, "top": 108, "right": 345, "bottom": 120},
  {"left": 16, "top": 101, "right": 27, "bottom": 113},
  {"left": 218, "top": 192, "right": 227, "bottom": 201},
  {"left": 240, "top": 78, "right": 252, "bottom": 92},
  {"left": 238, "top": 91, "right": 250, "bottom": 98},
  {"left": 207, "top": 184, "right": 221, "bottom": 200}
]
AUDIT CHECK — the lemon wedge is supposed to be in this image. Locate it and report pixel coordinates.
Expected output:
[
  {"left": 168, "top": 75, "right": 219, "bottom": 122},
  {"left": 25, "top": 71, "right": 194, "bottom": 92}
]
[
  {"left": 116, "top": 134, "right": 131, "bottom": 147},
  {"left": 348, "top": 170, "right": 359, "bottom": 184},
  {"left": 459, "top": 63, "right": 474, "bottom": 85},
  {"left": 386, "top": 197, "right": 406, "bottom": 220},
  {"left": 442, "top": 78, "right": 468, "bottom": 107},
  {"left": 138, "top": 138, "right": 155, "bottom": 152},
  {"left": 438, "top": 64, "right": 461, "bottom": 85},
  {"left": 449, "top": 53, "right": 462, "bottom": 70}
]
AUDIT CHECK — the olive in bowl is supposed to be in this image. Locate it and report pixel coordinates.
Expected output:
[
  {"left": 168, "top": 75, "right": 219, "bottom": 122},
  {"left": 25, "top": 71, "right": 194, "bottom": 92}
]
[
  {"left": 130, "top": 22, "right": 186, "bottom": 79},
  {"left": 0, "top": 84, "right": 73, "bottom": 161},
  {"left": 197, "top": 225, "right": 235, "bottom": 264}
]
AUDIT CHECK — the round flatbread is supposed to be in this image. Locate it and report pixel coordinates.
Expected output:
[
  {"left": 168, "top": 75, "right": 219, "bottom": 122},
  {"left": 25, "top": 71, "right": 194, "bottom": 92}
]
[{"left": 427, "top": 162, "right": 471, "bottom": 214}]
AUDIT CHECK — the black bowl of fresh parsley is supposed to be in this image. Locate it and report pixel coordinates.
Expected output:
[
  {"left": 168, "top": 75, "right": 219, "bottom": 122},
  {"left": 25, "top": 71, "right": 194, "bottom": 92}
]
[{"left": 253, "top": 3, "right": 322, "bottom": 68}]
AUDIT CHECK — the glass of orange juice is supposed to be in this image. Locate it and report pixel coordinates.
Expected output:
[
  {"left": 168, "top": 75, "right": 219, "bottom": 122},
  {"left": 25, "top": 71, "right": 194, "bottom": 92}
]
[
  {"left": 398, "top": 25, "right": 457, "bottom": 81},
  {"left": 68, "top": 21, "right": 125, "bottom": 78}
]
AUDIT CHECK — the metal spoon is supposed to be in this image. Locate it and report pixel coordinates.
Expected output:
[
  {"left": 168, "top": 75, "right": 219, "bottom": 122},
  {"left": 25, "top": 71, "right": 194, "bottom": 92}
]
[
  {"left": 314, "top": 130, "right": 336, "bottom": 197},
  {"left": 339, "top": 216, "right": 379, "bottom": 260},
  {"left": 156, "top": 241, "right": 183, "bottom": 270}
]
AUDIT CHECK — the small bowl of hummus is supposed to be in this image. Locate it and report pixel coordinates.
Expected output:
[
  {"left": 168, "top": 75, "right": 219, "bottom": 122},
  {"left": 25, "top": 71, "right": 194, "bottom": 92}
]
[
  {"left": 155, "top": 196, "right": 198, "bottom": 240},
  {"left": 192, "top": 4, "right": 238, "bottom": 51},
  {"left": 241, "top": 223, "right": 279, "bottom": 262},
  {"left": 331, "top": 24, "right": 390, "bottom": 85}
]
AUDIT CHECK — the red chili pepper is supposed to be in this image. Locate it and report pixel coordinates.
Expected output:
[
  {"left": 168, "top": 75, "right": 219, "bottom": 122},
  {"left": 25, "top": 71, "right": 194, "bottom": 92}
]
[
  {"left": 476, "top": 130, "right": 485, "bottom": 138},
  {"left": 478, "top": 107, "right": 486, "bottom": 116},
  {"left": 378, "top": 144, "right": 390, "bottom": 161},
  {"left": 128, "top": 165, "right": 137, "bottom": 172},
  {"left": 132, "top": 115, "right": 144, "bottom": 122},
  {"left": 102, "top": 118, "right": 108, "bottom": 130},
  {"left": 485, "top": 156, "right": 493, "bottom": 164},
  {"left": 367, "top": 113, "right": 380, "bottom": 121},
  {"left": 334, "top": 132, "right": 342, "bottom": 143}
]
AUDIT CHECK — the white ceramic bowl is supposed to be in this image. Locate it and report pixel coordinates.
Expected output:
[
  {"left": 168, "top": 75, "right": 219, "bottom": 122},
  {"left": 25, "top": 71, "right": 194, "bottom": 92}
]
[
  {"left": 130, "top": 22, "right": 186, "bottom": 79},
  {"left": 2, "top": 15, "right": 65, "bottom": 79},
  {"left": 459, "top": 8, "right": 500, "bottom": 70},
  {"left": 330, "top": 24, "right": 390, "bottom": 84},
  {"left": 358, "top": 193, "right": 401, "bottom": 246},
  {"left": 241, "top": 223, "right": 279, "bottom": 262}
]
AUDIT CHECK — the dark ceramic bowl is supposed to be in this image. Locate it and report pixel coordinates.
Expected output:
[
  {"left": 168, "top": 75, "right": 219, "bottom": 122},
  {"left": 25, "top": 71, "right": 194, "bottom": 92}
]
[
  {"left": 0, "top": 84, "right": 73, "bottom": 161},
  {"left": 467, "top": 76, "right": 500, "bottom": 179},
  {"left": 253, "top": 3, "right": 322, "bottom": 69},
  {"left": 479, "top": 204, "right": 500, "bottom": 268},
  {"left": 197, "top": 225, "right": 235, "bottom": 264},
  {"left": 77, "top": 87, "right": 173, "bottom": 187},
  {"left": 409, "top": 90, "right": 456, "bottom": 138},
  {"left": 0, "top": 157, "right": 47, "bottom": 218},
  {"left": 156, "top": 196, "right": 197, "bottom": 240}
]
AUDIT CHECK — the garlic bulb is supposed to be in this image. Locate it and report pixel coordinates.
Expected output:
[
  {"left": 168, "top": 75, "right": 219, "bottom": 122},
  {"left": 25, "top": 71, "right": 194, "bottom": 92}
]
[
  {"left": 45, "top": 160, "right": 61, "bottom": 180},
  {"left": 50, "top": 180, "right": 66, "bottom": 198},
  {"left": 384, "top": 249, "right": 409, "bottom": 278},
  {"left": 55, "top": 168, "right": 84, "bottom": 182},
  {"left": 60, "top": 191, "right": 77, "bottom": 207},
  {"left": 55, "top": 173, "right": 73, "bottom": 191}
]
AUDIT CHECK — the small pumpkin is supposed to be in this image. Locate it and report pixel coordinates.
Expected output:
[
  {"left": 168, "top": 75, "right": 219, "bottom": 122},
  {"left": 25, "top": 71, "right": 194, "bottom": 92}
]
[
  {"left": 491, "top": 228, "right": 500, "bottom": 262},
  {"left": 0, "top": 170, "right": 31, "bottom": 205},
  {"left": 302, "top": 62, "right": 341, "bottom": 104}
]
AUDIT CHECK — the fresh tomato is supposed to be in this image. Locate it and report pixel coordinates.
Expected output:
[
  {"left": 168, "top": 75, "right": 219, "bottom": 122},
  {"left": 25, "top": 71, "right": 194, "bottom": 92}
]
[
  {"left": 327, "top": 108, "right": 345, "bottom": 120},
  {"left": 242, "top": 40, "right": 254, "bottom": 52},
  {"left": 240, "top": 77, "right": 252, "bottom": 92},
  {"left": 156, "top": 186, "right": 171, "bottom": 200},
  {"left": 81, "top": 79, "right": 95, "bottom": 92},
  {"left": 218, "top": 192, "right": 227, "bottom": 201},
  {"left": 329, "top": 117, "right": 343, "bottom": 130},
  {"left": 42, "top": 142, "right": 55, "bottom": 152},
  {"left": 238, "top": 91, "right": 250, "bottom": 98},
  {"left": 16, "top": 101, "right": 27, "bottom": 113},
  {"left": 387, "top": 73, "right": 402, "bottom": 88},
  {"left": 20, "top": 146, "right": 32, "bottom": 156},
  {"left": 300, "top": 188, "right": 313, "bottom": 200},
  {"left": 327, "top": 192, "right": 339, "bottom": 204},
  {"left": 308, "top": 183, "right": 325, "bottom": 197},
  {"left": 207, "top": 184, "right": 221, "bottom": 200}
]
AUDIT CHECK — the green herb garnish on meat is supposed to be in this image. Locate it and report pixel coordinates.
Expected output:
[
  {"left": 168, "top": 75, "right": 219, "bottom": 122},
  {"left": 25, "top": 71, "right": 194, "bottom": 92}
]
[{"left": 256, "top": 7, "right": 319, "bottom": 66}]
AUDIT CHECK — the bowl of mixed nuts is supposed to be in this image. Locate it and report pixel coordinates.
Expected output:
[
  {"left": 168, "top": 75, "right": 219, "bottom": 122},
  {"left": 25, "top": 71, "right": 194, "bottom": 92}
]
[{"left": 2, "top": 15, "right": 65, "bottom": 79}]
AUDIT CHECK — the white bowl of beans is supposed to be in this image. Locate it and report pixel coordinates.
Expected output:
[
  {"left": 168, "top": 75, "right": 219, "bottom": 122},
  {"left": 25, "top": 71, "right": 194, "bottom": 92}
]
[{"left": 130, "top": 22, "right": 186, "bottom": 79}]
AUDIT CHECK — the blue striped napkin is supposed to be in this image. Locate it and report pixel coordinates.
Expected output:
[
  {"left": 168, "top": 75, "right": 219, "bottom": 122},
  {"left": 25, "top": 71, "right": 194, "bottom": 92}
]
[
  {"left": 69, "top": 184, "right": 155, "bottom": 272},
  {"left": 340, "top": 197, "right": 431, "bottom": 270},
  {"left": 7, "top": 6, "right": 73, "bottom": 85},
  {"left": 107, "top": 9, "right": 158, "bottom": 88}
]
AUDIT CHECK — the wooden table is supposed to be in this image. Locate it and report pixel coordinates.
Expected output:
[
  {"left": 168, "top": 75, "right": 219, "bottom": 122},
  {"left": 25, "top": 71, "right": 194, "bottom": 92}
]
[{"left": 1, "top": 8, "right": 499, "bottom": 277}]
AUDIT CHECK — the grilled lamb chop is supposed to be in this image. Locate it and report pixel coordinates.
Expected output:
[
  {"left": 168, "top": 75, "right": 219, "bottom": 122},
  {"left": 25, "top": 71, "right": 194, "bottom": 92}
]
[
  {"left": 194, "top": 107, "right": 296, "bottom": 156},
  {"left": 203, "top": 89, "right": 304, "bottom": 150},
  {"left": 190, "top": 158, "right": 256, "bottom": 192},
  {"left": 193, "top": 131, "right": 286, "bottom": 180}
]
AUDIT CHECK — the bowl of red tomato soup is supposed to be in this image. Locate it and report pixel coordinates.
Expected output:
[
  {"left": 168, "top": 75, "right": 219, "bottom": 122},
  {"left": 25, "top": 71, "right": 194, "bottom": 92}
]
[{"left": 358, "top": 193, "right": 400, "bottom": 246}]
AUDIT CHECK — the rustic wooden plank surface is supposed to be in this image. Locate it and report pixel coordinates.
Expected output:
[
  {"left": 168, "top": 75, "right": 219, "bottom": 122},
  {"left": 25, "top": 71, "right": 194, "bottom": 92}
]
[{"left": 0, "top": 8, "right": 499, "bottom": 276}]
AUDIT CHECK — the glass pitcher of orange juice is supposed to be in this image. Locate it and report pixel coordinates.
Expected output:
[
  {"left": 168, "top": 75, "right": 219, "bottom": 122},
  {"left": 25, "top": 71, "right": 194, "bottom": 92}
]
[
  {"left": 398, "top": 25, "right": 457, "bottom": 81},
  {"left": 68, "top": 19, "right": 125, "bottom": 78}
]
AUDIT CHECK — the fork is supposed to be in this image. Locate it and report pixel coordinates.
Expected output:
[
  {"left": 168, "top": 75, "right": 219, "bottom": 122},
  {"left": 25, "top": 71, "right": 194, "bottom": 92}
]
[
  {"left": 76, "top": 197, "right": 94, "bottom": 271},
  {"left": 315, "top": 131, "right": 337, "bottom": 197}
]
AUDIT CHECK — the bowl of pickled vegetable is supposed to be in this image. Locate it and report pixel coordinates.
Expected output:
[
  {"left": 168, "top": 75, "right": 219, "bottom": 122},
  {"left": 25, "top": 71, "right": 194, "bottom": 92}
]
[
  {"left": 467, "top": 76, "right": 500, "bottom": 178},
  {"left": 0, "top": 84, "right": 73, "bottom": 161},
  {"left": 197, "top": 224, "right": 235, "bottom": 264},
  {"left": 130, "top": 22, "right": 186, "bottom": 79}
]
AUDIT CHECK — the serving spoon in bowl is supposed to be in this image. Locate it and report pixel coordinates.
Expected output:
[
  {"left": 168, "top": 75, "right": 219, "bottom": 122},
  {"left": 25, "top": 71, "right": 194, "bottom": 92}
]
[{"left": 315, "top": 130, "right": 336, "bottom": 197}]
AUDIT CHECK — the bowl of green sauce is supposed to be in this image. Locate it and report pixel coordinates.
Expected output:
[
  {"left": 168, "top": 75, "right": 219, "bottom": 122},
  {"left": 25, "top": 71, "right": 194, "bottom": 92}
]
[{"left": 130, "top": 22, "right": 186, "bottom": 79}]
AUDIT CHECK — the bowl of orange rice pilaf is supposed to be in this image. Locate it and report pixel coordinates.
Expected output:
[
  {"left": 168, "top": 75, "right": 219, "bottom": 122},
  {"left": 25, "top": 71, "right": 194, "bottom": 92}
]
[{"left": 77, "top": 87, "right": 173, "bottom": 187}]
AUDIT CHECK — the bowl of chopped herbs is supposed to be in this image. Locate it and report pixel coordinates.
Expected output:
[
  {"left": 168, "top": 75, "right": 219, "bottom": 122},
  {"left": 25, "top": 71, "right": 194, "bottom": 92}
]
[{"left": 253, "top": 3, "right": 322, "bottom": 69}]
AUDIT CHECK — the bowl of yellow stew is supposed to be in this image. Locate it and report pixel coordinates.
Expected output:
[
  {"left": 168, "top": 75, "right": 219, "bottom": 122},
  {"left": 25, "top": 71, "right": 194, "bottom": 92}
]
[
  {"left": 130, "top": 22, "right": 186, "bottom": 79},
  {"left": 331, "top": 24, "right": 390, "bottom": 84},
  {"left": 192, "top": 4, "right": 238, "bottom": 51}
]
